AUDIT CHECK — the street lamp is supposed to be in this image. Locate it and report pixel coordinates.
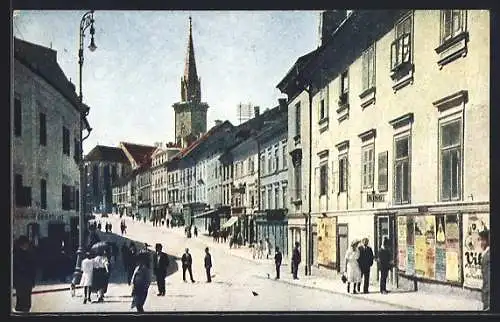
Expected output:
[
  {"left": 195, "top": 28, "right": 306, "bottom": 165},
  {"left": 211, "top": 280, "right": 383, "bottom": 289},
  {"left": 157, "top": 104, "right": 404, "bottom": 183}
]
[{"left": 71, "top": 10, "right": 97, "bottom": 288}]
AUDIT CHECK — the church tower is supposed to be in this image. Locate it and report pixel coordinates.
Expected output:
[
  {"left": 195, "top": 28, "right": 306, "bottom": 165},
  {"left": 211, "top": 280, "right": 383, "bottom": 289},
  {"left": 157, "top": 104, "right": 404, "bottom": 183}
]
[{"left": 173, "top": 17, "right": 209, "bottom": 148}]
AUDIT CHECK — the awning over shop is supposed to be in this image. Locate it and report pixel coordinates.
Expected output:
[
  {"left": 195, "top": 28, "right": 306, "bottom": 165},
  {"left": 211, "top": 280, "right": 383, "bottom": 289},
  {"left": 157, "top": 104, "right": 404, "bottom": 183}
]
[
  {"left": 222, "top": 216, "right": 239, "bottom": 228},
  {"left": 193, "top": 209, "right": 217, "bottom": 219}
]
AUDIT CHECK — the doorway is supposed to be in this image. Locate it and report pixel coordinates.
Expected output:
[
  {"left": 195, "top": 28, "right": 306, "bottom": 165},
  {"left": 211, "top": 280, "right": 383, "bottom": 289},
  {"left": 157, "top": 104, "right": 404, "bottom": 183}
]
[
  {"left": 337, "top": 224, "right": 348, "bottom": 272},
  {"left": 375, "top": 214, "right": 397, "bottom": 287}
]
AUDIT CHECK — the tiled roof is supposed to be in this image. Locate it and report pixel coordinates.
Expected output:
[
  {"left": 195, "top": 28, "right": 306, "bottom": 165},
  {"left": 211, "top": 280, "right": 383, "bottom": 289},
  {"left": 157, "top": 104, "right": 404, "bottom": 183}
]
[
  {"left": 14, "top": 37, "right": 81, "bottom": 111},
  {"left": 120, "top": 142, "right": 157, "bottom": 167},
  {"left": 173, "top": 120, "right": 233, "bottom": 161},
  {"left": 84, "top": 145, "right": 129, "bottom": 163}
]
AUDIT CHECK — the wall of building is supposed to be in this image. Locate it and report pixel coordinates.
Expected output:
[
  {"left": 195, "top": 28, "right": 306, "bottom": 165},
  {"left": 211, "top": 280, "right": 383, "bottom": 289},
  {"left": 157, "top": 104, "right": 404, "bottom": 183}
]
[{"left": 13, "top": 59, "right": 80, "bottom": 240}]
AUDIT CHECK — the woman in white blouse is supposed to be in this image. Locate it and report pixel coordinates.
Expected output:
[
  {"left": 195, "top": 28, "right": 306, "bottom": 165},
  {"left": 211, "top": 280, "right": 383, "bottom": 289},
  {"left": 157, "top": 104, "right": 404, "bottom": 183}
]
[
  {"left": 93, "top": 251, "right": 110, "bottom": 302},
  {"left": 81, "top": 252, "right": 94, "bottom": 304}
]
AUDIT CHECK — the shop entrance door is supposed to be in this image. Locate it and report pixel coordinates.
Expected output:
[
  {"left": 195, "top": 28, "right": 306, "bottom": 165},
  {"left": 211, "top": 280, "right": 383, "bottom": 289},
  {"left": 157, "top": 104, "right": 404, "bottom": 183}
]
[
  {"left": 375, "top": 215, "right": 397, "bottom": 286},
  {"left": 337, "top": 224, "right": 348, "bottom": 272}
]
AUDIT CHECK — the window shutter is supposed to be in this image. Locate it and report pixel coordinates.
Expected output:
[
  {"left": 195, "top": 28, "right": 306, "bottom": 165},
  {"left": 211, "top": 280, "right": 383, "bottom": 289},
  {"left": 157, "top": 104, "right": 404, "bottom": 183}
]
[
  {"left": 402, "top": 33, "right": 411, "bottom": 63},
  {"left": 443, "top": 10, "right": 452, "bottom": 40},
  {"left": 362, "top": 52, "right": 368, "bottom": 90},
  {"left": 390, "top": 40, "right": 397, "bottom": 70}
]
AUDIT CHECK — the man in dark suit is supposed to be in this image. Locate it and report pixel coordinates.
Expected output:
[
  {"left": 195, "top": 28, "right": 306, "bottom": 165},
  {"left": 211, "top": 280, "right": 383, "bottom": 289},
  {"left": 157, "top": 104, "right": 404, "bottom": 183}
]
[
  {"left": 291, "top": 242, "right": 301, "bottom": 280},
  {"left": 153, "top": 243, "right": 169, "bottom": 296},
  {"left": 204, "top": 247, "right": 212, "bottom": 283},
  {"left": 181, "top": 248, "right": 195, "bottom": 283},
  {"left": 13, "top": 235, "right": 36, "bottom": 312},
  {"left": 358, "top": 237, "right": 374, "bottom": 293},
  {"left": 479, "top": 229, "right": 490, "bottom": 311},
  {"left": 274, "top": 247, "right": 282, "bottom": 279},
  {"left": 378, "top": 237, "right": 393, "bottom": 294}
]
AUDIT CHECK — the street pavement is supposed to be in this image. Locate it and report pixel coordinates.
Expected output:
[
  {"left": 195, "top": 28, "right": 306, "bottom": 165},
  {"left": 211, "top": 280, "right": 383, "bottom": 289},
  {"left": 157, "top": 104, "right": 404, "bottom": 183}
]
[{"left": 18, "top": 214, "right": 482, "bottom": 313}]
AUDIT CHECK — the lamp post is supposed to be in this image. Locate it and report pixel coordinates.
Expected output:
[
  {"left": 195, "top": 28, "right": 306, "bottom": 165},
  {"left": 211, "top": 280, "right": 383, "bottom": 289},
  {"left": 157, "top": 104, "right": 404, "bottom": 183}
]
[{"left": 71, "top": 10, "right": 97, "bottom": 288}]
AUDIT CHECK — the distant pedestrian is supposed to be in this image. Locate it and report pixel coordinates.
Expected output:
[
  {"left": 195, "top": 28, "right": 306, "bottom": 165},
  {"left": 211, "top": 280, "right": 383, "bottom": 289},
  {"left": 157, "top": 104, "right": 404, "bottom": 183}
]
[
  {"left": 204, "top": 247, "right": 212, "bottom": 283},
  {"left": 358, "top": 237, "right": 374, "bottom": 294},
  {"left": 97, "top": 221, "right": 102, "bottom": 231},
  {"left": 153, "top": 243, "right": 169, "bottom": 296},
  {"left": 13, "top": 235, "right": 36, "bottom": 313},
  {"left": 377, "top": 237, "right": 393, "bottom": 294},
  {"left": 109, "top": 222, "right": 113, "bottom": 233},
  {"left": 81, "top": 252, "right": 94, "bottom": 304},
  {"left": 194, "top": 226, "right": 198, "bottom": 237},
  {"left": 181, "top": 248, "right": 195, "bottom": 283},
  {"left": 479, "top": 229, "right": 490, "bottom": 311},
  {"left": 274, "top": 247, "right": 282, "bottom": 279},
  {"left": 166, "top": 219, "right": 170, "bottom": 228},
  {"left": 345, "top": 240, "right": 361, "bottom": 294},
  {"left": 291, "top": 242, "right": 301, "bottom": 280},
  {"left": 131, "top": 250, "right": 151, "bottom": 313},
  {"left": 265, "top": 238, "right": 271, "bottom": 259},
  {"left": 258, "top": 240, "right": 264, "bottom": 259},
  {"left": 121, "top": 220, "right": 127, "bottom": 235}
]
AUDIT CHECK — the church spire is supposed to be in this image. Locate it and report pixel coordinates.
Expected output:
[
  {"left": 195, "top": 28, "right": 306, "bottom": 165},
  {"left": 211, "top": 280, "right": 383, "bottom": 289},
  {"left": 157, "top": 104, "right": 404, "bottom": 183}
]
[{"left": 181, "top": 16, "right": 201, "bottom": 103}]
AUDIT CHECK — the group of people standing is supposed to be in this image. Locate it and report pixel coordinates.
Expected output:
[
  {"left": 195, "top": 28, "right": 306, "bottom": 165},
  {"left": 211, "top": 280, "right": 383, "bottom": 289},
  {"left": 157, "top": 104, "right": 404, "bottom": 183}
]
[
  {"left": 344, "top": 237, "right": 388, "bottom": 294},
  {"left": 253, "top": 238, "right": 272, "bottom": 259},
  {"left": 80, "top": 250, "right": 111, "bottom": 303}
]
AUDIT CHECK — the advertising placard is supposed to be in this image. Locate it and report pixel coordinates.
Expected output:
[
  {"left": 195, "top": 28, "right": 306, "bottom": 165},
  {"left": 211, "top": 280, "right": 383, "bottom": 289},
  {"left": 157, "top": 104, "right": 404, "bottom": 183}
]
[
  {"left": 445, "top": 214, "right": 461, "bottom": 282},
  {"left": 435, "top": 247, "right": 447, "bottom": 281},
  {"left": 414, "top": 216, "right": 426, "bottom": 277},
  {"left": 397, "top": 216, "right": 407, "bottom": 270},
  {"left": 463, "top": 213, "right": 489, "bottom": 289},
  {"left": 424, "top": 215, "right": 436, "bottom": 279},
  {"left": 406, "top": 245, "right": 415, "bottom": 275},
  {"left": 317, "top": 217, "right": 337, "bottom": 268}
]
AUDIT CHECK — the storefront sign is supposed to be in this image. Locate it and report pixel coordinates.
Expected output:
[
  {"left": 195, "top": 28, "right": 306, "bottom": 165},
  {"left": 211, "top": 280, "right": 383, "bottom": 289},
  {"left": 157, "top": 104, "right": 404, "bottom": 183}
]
[
  {"left": 317, "top": 217, "right": 337, "bottom": 268},
  {"left": 463, "top": 213, "right": 489, "bottom": 289},
  {"left": 397, "top": 216, "right": 407, "bottom": 270},
  {"left": 367, "top": 193, "right": 385, "bottom": 203}
]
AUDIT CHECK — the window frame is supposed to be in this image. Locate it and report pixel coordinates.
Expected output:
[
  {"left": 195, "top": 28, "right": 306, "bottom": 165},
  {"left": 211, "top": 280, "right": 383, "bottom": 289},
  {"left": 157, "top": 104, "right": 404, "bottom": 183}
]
[
  {"left": 274, "top": 185, "right": 280, "bottom": 209},
  {"left": 40, "top": 178, "right": 47, "bottom": 209},
  {"left": 14, "top": 97, "right": 22, "bottom": 137},
  {"left": 361, "top": 143, "right": 375, "bottom": 190},
  {"left": 319, "top": 98, "right": 327, "bottom": 121},
  {"left": 338, "top": 153, "right": 348, "bottom": 193},
  {"left": 62, "top": 126, "right": 70, "bottom": 156},
  {"left": 390, "top": 14, "right": 413, "bottom": 72},
  {"left": 282, "top": 143, "right": 287, "bottom": 169},
  {"left": 362, "top": 44, "right": 376, "bottom": 91},
  {"left": 295, "top": 102, "right": 301, "bottom": 137},
  {"left": 440, "top": 10, "right": 466, "bottom": 44},
  {"left": 393, "top": 133, "right": 411, "bottom": 205},
  {"left": 319, "top": 163, "right": 328, "bottom": 196},
  {"left": 439, "top": 117, "right": 463, "bottom": 202},
  {"left": 39, "top": 112, "right": 47, "bottom": 146},
  {"left": 294, "top": 163, "right": 302, "bottom": 200}
]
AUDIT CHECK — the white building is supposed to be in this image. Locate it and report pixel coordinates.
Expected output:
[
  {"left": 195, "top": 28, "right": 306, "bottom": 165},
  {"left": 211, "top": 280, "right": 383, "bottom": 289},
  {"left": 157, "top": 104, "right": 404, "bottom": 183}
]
[{"left": 12, "top": 38, "right": 90, "bottom": 252}]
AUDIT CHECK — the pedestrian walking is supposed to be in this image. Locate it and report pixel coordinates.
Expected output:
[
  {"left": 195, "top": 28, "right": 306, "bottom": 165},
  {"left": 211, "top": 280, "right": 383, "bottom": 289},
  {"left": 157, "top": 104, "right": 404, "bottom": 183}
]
[
  {"left": 92, "top": 251, "right": 110, "bottom": 302},
  {"left": 274, "top": 247, "right": 282, "bottom": 279},
  {"left": 130, "top": 250, "right": 151, "bottom": 313},
  {"left": 166, "top": 219, "right": 170, "bottom": 228},
  {"left": 258, "top": 240, "right": 264, "bottom": 259},
  {"left": 204, "top": 247, "right": 212, "bottom": 283},
  {"left": 344, "top": 240, "right": 362, "bottom": 294},
  {"left": 377, "top": 237, "right": 393, "bottom": 294},
  {"left": 358, "top": 237, "right": 374, "bottom": 294},
  {"left": 153, "top": 243, "right": 169, "bottom": 296},
  {"left": 120, "top": 220, "right": 126, "bottom": 235},
  {"left": 97, "top": 221, "right": 102, "bottom": 231},
  {"left": 479, "top": 229, "right": 490, "bottom": 311},
  {"left": 291, "top": 242, "right": 301, "bottom": 280},
  {"left": 109, "top": 222, "right": 113, "bottom": 233},
  {"left": 13, "top": 235, "right": 36, "bottom": 313},
  {"left": 81, "top": 252, "right": 94, "bottom": 304},
  {"left": 127, "top": 242, "right": 138, "bottom": 286},
  {"left": 194, "top": 226, "right": 198, "bottom": 237},
  {"left": 181, "top": 248, "right": 195, "bottom": 283}
]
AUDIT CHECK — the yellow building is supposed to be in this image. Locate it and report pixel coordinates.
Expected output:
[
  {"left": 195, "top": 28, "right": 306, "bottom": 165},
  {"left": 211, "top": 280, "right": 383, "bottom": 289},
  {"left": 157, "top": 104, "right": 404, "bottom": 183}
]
[{"left": 278, "top": 10, "right": 489, "bottom": 294}]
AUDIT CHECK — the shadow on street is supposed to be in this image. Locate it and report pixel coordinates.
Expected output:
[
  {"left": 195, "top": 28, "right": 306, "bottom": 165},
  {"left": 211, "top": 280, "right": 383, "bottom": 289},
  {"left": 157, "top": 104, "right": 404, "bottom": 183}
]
[{"left": 95, "top": 230, "right": 179, "bottom": 284}]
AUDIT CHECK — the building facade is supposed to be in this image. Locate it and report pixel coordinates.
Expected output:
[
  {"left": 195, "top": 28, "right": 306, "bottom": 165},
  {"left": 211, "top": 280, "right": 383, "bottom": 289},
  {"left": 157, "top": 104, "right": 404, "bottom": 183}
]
[
  {"left": 84, "top": 145, "right": 131, "bottom": 214},
  {"left": 279, "top": 10, "right": 489, "bottom": 295},
  {"left": 12, "top": 38, "right": 90, "bottom": 257}
]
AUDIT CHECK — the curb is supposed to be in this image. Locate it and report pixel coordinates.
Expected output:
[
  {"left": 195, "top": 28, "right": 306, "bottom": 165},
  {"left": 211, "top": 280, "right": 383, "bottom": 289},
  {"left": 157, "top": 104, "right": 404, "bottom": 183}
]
[
  {"left": 253, "top": 275, "right": 418, "bottom": 311},
  {"left": 13, "top": 285, "right": 84, "bottom": 297}
]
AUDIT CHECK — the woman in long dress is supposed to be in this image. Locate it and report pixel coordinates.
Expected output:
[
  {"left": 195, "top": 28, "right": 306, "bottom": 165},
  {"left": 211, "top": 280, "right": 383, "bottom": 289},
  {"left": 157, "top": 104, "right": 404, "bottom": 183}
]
[
  {"left": 81, "top": 252, "right": 94, "bottom": 304},
  {"left": 130, "top": 250, "right": 151, "bottom": 313},
  {"left": 344, "top": 240, "right": 362, "bottom": 294},
  {"left": 92, "top": 251, "right": 110, "bottom": 302}
]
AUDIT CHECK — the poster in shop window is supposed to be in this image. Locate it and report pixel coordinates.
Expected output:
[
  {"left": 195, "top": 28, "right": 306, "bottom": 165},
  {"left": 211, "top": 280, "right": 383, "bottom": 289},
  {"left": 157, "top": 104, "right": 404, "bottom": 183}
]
[
  {"left": 463, "top": 213, "right": 489, "bottom": 289},
  {"left": 406, "top": 216, "right": 415, "bottom": 274},
  {"left": 317, "top": 217, "right": 337, "bottom": 268},
  {"left": 424, "top": 215, "right": 436, "bottom": 279},
  {"left": 445, "top": 214, "right": 461, "bottom": 282},
  {"left": 434, "top": 215, "right": 447, "bottom": 281},
  {"left": 397, "top": 216, "right": 407, "bottom": 270},
  {"left": 414, "top": 216, "right": 426, "bottom": 277}
]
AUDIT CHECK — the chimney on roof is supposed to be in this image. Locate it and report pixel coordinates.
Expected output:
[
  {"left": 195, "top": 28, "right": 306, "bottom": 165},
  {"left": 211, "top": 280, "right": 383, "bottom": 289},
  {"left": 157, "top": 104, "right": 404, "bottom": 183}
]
[
  {"left": 254, "top": 106, "right": 260, "bottom": 118},
  {"left": 318, "top": 10, "right": 348, "bottom": 46},
  {"left": 278, "top": 98, "right": 287, "bottom": 111},
  {"left": 215, "top": 120, "right": 223, "bottom": 126}
]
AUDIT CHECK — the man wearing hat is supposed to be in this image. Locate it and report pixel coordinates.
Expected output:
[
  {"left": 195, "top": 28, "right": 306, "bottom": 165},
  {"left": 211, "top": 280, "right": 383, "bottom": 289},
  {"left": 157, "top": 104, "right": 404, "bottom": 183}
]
[
  {"left": 181, "top": 248, "right": 195, "bottom": 283},
  {"left": 13, "top": 235, "right": 36, "bottom": 312},
  {"left": 153, "top": 243, "right": 169, "bottom": 296}
]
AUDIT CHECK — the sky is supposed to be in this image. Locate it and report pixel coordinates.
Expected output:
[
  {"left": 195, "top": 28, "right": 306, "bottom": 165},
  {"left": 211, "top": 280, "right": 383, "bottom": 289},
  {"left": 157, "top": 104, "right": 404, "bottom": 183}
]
[{"left": 13, "top": 10, "right": 320, "bottom": 154}]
